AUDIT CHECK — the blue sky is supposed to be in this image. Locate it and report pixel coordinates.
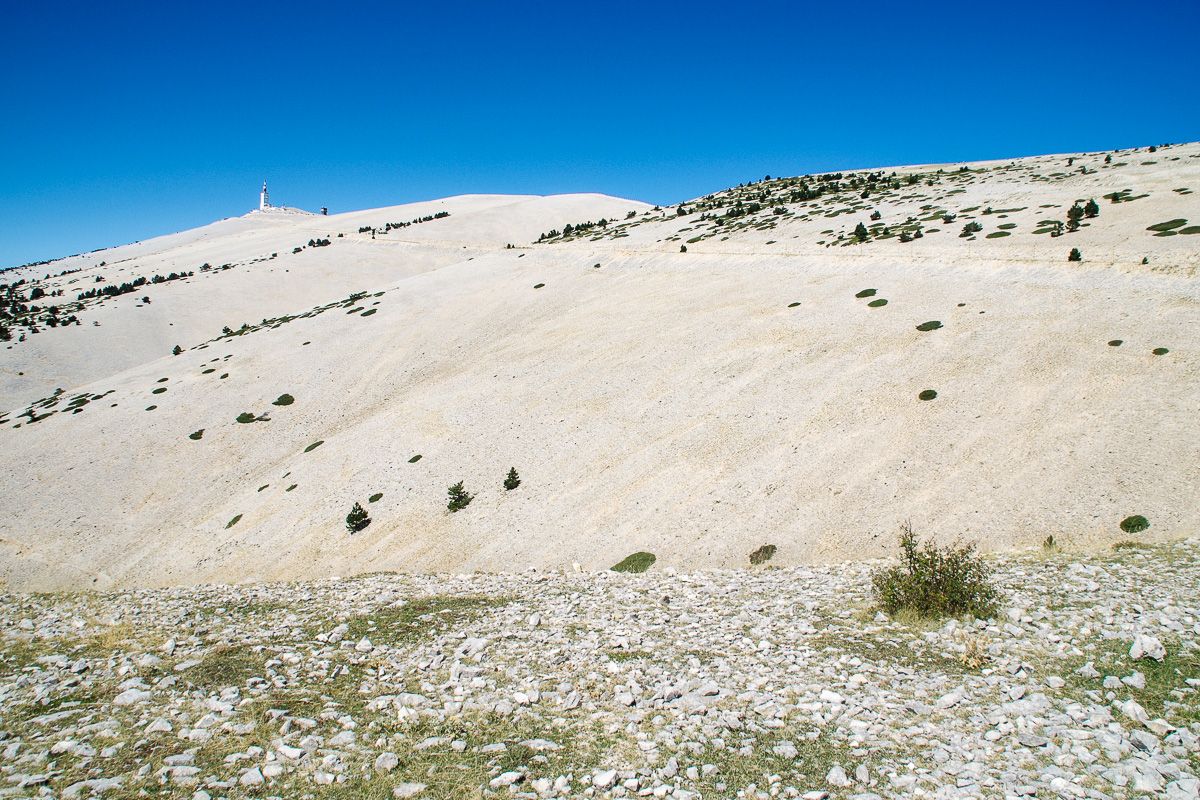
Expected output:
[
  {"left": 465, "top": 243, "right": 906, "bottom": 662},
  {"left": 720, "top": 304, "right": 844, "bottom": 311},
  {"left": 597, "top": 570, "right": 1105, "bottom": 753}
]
[{"left": 3, "top": 0, "right": 1197, "bottom": 268}]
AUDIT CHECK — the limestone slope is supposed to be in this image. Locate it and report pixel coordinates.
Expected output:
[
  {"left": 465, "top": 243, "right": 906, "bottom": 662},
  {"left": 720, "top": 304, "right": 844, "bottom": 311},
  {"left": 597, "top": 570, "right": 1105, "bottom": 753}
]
[{"left": 0, "top": 144, "right": 1197, "bottom": 590}]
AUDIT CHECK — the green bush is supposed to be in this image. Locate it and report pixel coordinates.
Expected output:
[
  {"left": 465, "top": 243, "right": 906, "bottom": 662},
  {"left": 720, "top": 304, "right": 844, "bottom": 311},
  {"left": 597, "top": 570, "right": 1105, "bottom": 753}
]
[
  {"left": 749, "top": 544, "right": 777, "bottom": 565},
  {"left": 915, "top": 320, "right": 943, "bottom": 332},
  {"left": 868, "top": 298, "right": 888, "bottom": 307},
  {"left": 346, "top": 502, "right": 371, "bottom": 533},
  {"left": 1068, "top": 248, "right": 1082, "bottom": 262},
  {"left": 408, "top": 454, "right": 422, "bottom": 463},
  {"left": 612, "top": 552, "right": 656, "bottom": 573},
  {"left": 304, "top": 440, "right": 324, "bottom": 453},
  {"left": 855, "top": 288, "right": 877, "bottom": 298},
  {"left": 1152, "top": 347, "right": 1169, "bottom": 355},
  {"left": 272, "top": 394, "right": 294, "bottom": 406},
  {"left": 918, "top": 389, "right": 937, "bottom": 401},
  {"left": 871, "top": 523, "right": 999, "bottom": 619},
  {"left": 1108, "top": 340, "right": 1123, "bottom": 346},
  {"left": 1120, "top": 515, "right": 1149, "bottom": 533},
  {"left": 787, "top": 302, "right": 801, "bottom": 308},
  {"left": 369, "top": 493, "right": 383, "bottom": 503},
  {"left": 188, "top": 429, "right": 204, "bottom": 440},
  {"left": 447, "top": 481, "right": 473, "bottom": 512},
  {"left": 226, "top": 514, "right": 242, "bottom": 529},
  {"left": 236, "top": 412, "right": 257, "bottom": 424}
]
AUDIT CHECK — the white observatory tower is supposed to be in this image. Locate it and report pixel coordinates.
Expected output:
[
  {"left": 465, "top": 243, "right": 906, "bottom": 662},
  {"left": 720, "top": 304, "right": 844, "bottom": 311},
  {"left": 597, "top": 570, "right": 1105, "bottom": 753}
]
[{"left": 259, "top": 181, "right": 270, "bottom": 211}]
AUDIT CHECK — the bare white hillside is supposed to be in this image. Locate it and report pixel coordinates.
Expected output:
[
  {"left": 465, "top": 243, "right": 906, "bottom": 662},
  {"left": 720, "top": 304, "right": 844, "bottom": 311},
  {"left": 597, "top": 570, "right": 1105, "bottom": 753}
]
[{"left": 0, "top": 144, "right": 1197, "bottom": 591}]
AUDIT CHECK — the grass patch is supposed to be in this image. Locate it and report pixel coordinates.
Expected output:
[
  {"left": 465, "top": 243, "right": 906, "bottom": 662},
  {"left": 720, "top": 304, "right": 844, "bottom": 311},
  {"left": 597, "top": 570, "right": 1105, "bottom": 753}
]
[
  {"left": 611, "top": 552, "right": 656, "bottom": 573},
  {"left": 340, "top": 595, "right": 505, "bottom": 646},
  {"left": 183, "top": 645, "right": 264, "bottom": 690},
  {"left": 1060, "top": 637, "right": 1200, "bottom": 726}
]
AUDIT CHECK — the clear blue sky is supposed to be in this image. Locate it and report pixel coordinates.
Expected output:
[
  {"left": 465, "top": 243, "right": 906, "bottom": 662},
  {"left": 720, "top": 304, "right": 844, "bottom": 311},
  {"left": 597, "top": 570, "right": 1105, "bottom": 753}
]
[{"left": 3, "top": 0, "right": 1197, "bottom": 268}]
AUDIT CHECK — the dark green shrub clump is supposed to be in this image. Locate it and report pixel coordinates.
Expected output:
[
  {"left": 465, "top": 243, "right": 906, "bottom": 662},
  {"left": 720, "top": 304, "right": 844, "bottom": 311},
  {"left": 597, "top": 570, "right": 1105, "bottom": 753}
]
[
  {"left": 272, "top": 394, "right": 294, "bottom": 406},
  {"left": 368, "top": 493, "right": 383, "bottom": 503},
  {"left": 408, "top": 454, "right": 422, "bottom": 463},
  {"left": 1068, "top": 248, "right": 1082, "bottom": 262},
  {"left": 871, "top": 523, "right": 999, "bottom": 619},
  {"left": 915, "top": 320, "right": 943, "bottom": 332},
  {"left": 749, "top": 544, "right": 777, "bottom": 565},
  {"left": 236, "top": 412, "right": 258, "bottom": 424},
  {"left": 1108, "top": 340, "right": 1123, "bottom": 346},
  {"left": 189, "top": 429, "right": 204, "bottom": 440},
  {"left": 346, "top": 502, "right": 371, "bottom": 533},
  {"left": 226, "top": 514, "right": 242, "bottom": 529},
  {"left": 855, "top": 288, "right": 877, "bottom": 298},
  {"left": 1120, "top": 515, "right": 1149, "bottom": 533},
  {"left": 503, "top": 467, "right": 521, "bottom": 491},
  {"left": 447, "top": 481, "right": 473, "bottom": 512},
  {"left": 612, "top": 552, "right": 656, "bottom": 573},
  {"left": 1152, "top": 347, "right": 1169, "bottom": 355},
  {"left": 304, "top": 440, "right": 324, "bottom": 453},
  {"left": 918, "top": 389, "right": 938, "bottom": 401},
  {"left": 868, "top": 298, "right": 888, "bottom": 307}
]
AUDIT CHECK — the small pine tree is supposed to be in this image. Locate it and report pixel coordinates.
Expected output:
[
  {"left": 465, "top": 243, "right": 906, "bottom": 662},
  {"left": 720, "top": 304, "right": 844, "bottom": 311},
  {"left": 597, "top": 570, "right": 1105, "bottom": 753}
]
[
  {"left": 172, "top": 345, "right": 182, "bottom": 356},
  {"left": 1068, "top": 248, "right": 1082, "bottom": 262},
  {"left": 503, "top": 467, "right": 521, "bottom": 491},
  {"left": 447, "top": 481, "right": 473, "bottom": 512},
  {"left": 345, "top": 502, "right": 370, "bottom": 533},
  {"left": 1066, "top": 203, "right": 1084, "bottom": 233},
  {"left": 854, "top": 222, "right": 869, "bottom": 242},
  {"left": 679, "top": 245, "right": 687, "bottom": 253},
  {"left": 1084, "top": 198, "right": 1100, "bottom": 218},
  {"left": 1104, "top": 153, "right": 1112, "bottom": 164}
]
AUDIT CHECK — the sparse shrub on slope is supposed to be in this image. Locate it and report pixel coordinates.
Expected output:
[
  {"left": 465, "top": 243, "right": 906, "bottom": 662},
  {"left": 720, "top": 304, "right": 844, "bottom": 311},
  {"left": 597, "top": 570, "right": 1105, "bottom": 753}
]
[
  {"left": 749, "top": 544, "right": 777, "bottom": 565},
  {"left": 1120, "top": 515, "right": 1149, "bottom": 534},
  {"left": 346, "top": 502, "right": 371, "bottom": 533},
  {"left": 1068, "top": 248, "right": 1082, "bottom": 262},
  {"left": 871, "top": 522, "right": 999, "bottom": 619},
  {"left": 447, "top": 481, "right": 473, "bottom": 512}
]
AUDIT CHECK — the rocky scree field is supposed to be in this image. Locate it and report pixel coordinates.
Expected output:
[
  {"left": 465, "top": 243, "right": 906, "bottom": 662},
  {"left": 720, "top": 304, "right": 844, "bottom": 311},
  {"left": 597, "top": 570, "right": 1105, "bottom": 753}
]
[{"left": 0, "top": 540, "right": 1198, "bottom": 799}]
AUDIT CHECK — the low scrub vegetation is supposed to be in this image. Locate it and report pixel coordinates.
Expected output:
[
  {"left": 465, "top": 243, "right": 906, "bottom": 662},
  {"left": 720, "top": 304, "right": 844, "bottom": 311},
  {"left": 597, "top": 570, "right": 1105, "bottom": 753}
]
[
  {"left": 612, "top": 552, "right": 656, "bottom": 573},
  {"left": 871, "top": 523, "right": 999, "bottom": 619}
]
